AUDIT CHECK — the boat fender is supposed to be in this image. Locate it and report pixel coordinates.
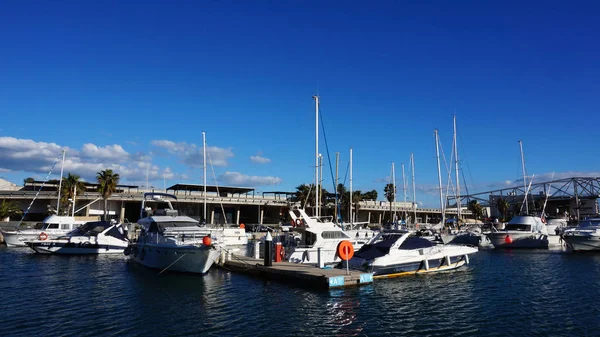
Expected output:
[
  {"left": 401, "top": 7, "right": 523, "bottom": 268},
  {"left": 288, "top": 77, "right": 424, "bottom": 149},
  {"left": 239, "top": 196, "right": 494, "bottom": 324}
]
[{"left": 124, "top": 246, "right": 132, "bottom": 256}]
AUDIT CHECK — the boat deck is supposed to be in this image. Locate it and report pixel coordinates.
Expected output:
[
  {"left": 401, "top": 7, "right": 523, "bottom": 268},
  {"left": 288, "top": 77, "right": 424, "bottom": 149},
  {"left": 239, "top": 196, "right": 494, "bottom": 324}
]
[{"left": 221, "top": 255, "right": 373, "bottom": 289}]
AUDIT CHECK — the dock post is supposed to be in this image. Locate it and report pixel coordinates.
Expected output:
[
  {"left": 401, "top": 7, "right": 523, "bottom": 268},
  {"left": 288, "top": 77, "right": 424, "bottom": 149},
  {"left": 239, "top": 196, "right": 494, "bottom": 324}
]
[
  {"left": 254, "top": 241, "right": 260, "bottom": 259},
  {"left": 264, "top": 231, "right": 273, "bottom": 266},
  {"left": 317, "top": 247, "right": 324, "bottom": 268}
]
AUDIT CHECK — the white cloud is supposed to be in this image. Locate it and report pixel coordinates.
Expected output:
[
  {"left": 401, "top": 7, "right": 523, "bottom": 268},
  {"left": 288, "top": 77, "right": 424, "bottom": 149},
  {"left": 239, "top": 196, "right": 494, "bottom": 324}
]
[
  {"left": 218, "top": 171, "right": 282, "bottom": 187},
  {"left": 250, "top": 155, "right": 271, "bottom": 164},
  {"left": 151, "top": 140, "right": 233, "bottom": 167},
  {"left": 81, "top": 143, "right": 129, "bottom": 162}
]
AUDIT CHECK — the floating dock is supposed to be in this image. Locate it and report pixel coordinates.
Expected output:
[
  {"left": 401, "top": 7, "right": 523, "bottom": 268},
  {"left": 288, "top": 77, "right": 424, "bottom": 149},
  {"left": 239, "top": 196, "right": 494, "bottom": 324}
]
[{"left": 221, "top": 255, "right": 374, "bottom": 289}]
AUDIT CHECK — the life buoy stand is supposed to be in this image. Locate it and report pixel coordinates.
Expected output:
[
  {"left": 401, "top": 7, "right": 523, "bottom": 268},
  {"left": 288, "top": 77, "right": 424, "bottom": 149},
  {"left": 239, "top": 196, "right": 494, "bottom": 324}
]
[
  {"left": 294, "top": 219, "right": 303, "bottom": 227},
  {"left": 39, "top": 232, "right": 48, "bottom": 241}
]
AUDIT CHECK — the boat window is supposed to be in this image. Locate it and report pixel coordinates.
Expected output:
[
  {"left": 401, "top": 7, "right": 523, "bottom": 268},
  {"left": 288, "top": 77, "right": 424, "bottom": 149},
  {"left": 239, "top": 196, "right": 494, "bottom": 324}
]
[
  {"left": 304, "top": 231, "right": 317, "bottom": 246},
  {"left": 505, "top": 224, "right": 532, "bottom": 231},
  {"left": 34, "top": 223, "right": 44, "bottom": 229},
  {"left": 399, "top": 237, "right": 434, "bottom": 249},
  {"left": 68, "top": 222, "right": 110, "bottom": 236},
  {"left": 148, "top": 222, "right": 160, "bottom": 233},
  {"left": 321, "top": 231, "right": 350, "bottom": 239},
  {"left": 60, "top": 224, "right": 70, "bottom": 230},
  {"left": 47, "top": 223, "right": 59, "bottom": 229}
]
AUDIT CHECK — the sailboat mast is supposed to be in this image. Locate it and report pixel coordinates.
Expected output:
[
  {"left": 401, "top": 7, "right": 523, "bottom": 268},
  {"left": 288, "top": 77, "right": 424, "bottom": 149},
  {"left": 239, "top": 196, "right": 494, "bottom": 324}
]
[
  {"left": 519, "top": 140, "right": 528, "bottom": 214},
  {"left": 435, "top": 129, "right": 445, "bottom": 225},
  {"left": 402, "top": 163, "right": 407, "bottom": 220},
  {"left": 411, "top": 153, "right": 416, "bottom": 224},
  {"left": 313, "top": 95, "right": 319, "bottom": 217},
  {"left": 392, "top": 162, "right": 396, "bottom": 223},
  {"left": 453, "top": 115, "right": 461, "bottom": 220},
  {"left": 349, "top": 148, "right": 353, "bottom": 223},
  {"left": 318, "top": 154, "right": 323, "bottom": 218},
  {"left": 72, "top": 184, "right": 77, "bottom": 217},
  {"left": 203, "top": 131, "right": 207, "bottom": 222},
  {"left": 335, "top": 152, "right": 339, "bottom": 223},
  {"left": 56, "top": 149, "right": 66, "bottom": 214}
]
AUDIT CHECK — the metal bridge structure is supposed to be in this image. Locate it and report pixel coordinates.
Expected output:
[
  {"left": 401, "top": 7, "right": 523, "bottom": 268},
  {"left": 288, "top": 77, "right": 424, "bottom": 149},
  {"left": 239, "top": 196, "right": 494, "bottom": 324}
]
[{"left": 449, "top": 176, "right": 600, "bottom": 219}]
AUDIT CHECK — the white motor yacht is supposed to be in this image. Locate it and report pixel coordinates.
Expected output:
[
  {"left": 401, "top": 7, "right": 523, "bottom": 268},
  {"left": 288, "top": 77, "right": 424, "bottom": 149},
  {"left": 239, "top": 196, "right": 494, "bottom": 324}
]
[
  {"left": 27, "top": 220, "right": 129, "bottom": 254},
  {"left": 284, "top": 208, "right": 376, "bottom": 266},
  {"left": 126, "top": 193, "right": 220, "bottom": 274},
  {"left": 486, "top": 215, "right": 549, "bottom": 249},
  {"left": 561, "top": 217, "right": 600, "bottom": 252},
  {"left": 1, "top": 215, "right": 87, "bottom": 247},
  {"left": 344, "top": 230, "right": 478, "bottom": 278}
]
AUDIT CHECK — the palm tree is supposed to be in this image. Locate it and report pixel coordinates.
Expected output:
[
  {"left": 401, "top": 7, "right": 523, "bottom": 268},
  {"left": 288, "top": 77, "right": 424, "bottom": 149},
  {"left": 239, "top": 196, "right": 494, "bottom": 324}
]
[
  {"left": 61, "top": 173, "right": 86, "bottom": 215},
  {"left": 383, "top": 183, "right": 395, "bottom": 203},
  {"left": 292, "top": 184, "right": 312, "bottom": 209},
  {"left": 468, "top": 200, "right": 484, "bottom": 220},
  {"left": 97, "top": 169, "right": 120, "bottom": 221},
  {"left": 0, "top": 200, "right": 22, "bottom": 221},
  {"left": 497, "top": 199, "right": 510, "bottom": 221}
]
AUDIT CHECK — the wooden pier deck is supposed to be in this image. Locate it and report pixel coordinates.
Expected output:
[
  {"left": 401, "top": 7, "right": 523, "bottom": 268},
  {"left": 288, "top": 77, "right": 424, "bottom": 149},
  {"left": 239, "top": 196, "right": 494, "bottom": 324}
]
[{"left": 221, "top": 255, "right": 374, "bottom": 289}]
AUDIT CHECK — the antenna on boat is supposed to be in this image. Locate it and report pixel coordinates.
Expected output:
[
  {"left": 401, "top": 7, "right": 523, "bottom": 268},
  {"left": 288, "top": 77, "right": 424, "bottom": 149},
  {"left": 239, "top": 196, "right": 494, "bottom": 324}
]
[{"left": 56, "top": 149, "right": 66, "bottom": 214}]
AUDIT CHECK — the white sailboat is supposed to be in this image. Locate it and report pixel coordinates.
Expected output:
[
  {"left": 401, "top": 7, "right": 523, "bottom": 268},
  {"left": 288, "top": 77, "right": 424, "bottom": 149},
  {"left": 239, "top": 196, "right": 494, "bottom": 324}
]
[{"left": 486, "top": 141, "right": 549, "bottom": 248}]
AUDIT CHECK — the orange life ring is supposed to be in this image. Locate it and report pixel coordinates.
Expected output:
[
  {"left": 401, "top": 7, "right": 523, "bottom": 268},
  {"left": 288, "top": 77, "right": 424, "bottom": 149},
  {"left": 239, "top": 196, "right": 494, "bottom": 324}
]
[
  {"left": 295, "top": 219, "right": 303, "bottom": 227},
  {"left": 337, "top": 240, "right": 354, "bottom": 261},
  {"left": 39, "top": 232, "right": 48, "bottom": 241}
]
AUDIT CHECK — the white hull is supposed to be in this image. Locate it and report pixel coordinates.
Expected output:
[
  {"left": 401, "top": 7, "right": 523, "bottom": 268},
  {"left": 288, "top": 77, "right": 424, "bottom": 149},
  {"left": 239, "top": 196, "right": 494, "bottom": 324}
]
[
  {"left": 128, "top": 242, "right": 220, "bottom": 274},
  {"left": 562, "top": 235, "right": 600, "bottom": 251},
  {"left": 2, "top": 230, "right": 70, "bottom": 247},
  {"left": 487, "top": 232, "right": 548, "bottom": 249}
]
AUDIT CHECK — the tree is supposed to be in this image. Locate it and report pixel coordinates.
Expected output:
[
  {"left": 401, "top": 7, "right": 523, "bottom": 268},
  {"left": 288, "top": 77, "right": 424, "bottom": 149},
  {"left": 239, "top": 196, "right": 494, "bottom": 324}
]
[
  {"left": 61, "top": 173, "right": 86, "bottom": 215},
  {"left": 292, "top": 184, "right": 312, "bottom": 209},
  {"left": 383, "top": 183, "right": 395, "bottom": 202},
  {"left": 0, "top": 200, "right": 22, "bottom": 221},
  {"left": 468, "top": 200, "right": 484, "bottom": 220},
  {"left": 97, "top": 169, "right": 120, "bottom": 221},
  {"left": 497, "top": 199, "right": 510, "bottom": 221},
  {"left": 23, "top": 177, "right": 35, "bottom": 185},
  {"left": 363, "top": 189, "right": 378, "bottom": 201}
]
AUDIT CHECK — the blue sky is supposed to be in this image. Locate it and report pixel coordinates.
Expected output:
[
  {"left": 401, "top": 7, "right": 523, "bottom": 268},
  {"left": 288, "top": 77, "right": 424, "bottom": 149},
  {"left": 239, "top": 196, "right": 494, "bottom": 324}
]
[{"left": 1, "top": 1, "right": 599, "bottom": 207}]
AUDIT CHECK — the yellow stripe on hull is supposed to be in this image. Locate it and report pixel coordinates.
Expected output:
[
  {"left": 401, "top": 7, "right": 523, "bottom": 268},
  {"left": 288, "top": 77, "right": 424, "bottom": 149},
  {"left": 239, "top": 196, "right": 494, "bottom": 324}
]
[{"left": 373, "top": 260, "right": 467, "bottom": 279}]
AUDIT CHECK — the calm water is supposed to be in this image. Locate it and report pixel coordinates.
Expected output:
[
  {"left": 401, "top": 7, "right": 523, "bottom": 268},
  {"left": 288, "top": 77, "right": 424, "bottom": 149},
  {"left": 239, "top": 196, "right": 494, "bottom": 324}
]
[{"left": 1, "top": 246, "right": 600, "bottom": 337}]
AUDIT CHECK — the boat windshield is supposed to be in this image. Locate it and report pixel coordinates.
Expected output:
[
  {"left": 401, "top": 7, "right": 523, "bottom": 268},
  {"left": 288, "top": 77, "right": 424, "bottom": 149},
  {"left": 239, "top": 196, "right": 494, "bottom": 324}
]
[
  {"left": 355, "top": 234, "right": 403, "bottom": 259},
  {"left": 68, "top": 222, "right": 110, "bottom": 236},
  {"left": 41, "top": 223, "right": 60, "bottom": 230},
  {"left": 579, "top": 220, "right": 600, "bottom": 228},
  {"left": 505, "top": 224, "right": 532, "bottom": 231}
]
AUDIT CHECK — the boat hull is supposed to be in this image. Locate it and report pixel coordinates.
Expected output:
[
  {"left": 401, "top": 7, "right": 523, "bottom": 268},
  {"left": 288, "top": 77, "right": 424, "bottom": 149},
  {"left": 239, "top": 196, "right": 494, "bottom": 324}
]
[
  {"left": 562, "top": 235, "right": 600, "bottom": 251},
  {"left": 127, "top": 243, "right": 220, "bottom": 274},
  {"left": 487, "top": 232, "right": 548, "bottom": 249},
  {"left": 347, "top": 245, "right": 477, "bottom": 278}
]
